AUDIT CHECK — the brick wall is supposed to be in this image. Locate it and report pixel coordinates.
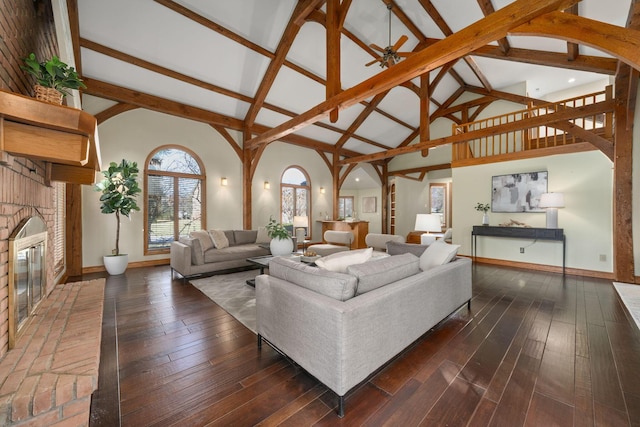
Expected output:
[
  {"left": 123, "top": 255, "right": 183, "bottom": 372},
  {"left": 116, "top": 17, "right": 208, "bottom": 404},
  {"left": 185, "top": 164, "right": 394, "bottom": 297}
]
[{"left": 0, "top": 0, "right": 59, "bottom": 358}]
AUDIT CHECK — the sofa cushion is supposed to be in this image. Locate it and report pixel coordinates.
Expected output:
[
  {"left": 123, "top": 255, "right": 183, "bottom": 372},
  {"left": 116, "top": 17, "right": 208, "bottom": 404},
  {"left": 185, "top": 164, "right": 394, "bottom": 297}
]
[
  {"left": 203, "top": 244, "right": 268, "bottom": 263},
  {"left": 315, "top": 248, "right": 373, "bottom": 273},
  {"left": 190, "top": 230, "right": 213, "bottom": 253},
  {"left": 419, "top": 240, "right": 460, "bottom": 271},
  {"left": 234, "top": 230, "right": 258, "bottom": 245},
  {"left": 180, "top": 237, "right": 204, "bottom": 265},
  {"left": 256, "top": 226, "right": 271, "bottom": 244},
  {"left": 347, "top": 253, "right": 420, "bottom": 295},
  {"left": 269, "top": 257, "right": 358, "bottom": 301},
  {"left": 209, "top": 229, "right": 230, "bottom": 249},
  {"left": 386, "top": 240, "right": 429, "bottom": 257}
]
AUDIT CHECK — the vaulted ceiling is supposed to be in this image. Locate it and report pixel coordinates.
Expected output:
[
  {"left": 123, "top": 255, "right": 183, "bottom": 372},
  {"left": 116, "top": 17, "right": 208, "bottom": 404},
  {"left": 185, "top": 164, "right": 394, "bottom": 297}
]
[{"left": 75, "top": 0, "right": 632, "bottom": 166}]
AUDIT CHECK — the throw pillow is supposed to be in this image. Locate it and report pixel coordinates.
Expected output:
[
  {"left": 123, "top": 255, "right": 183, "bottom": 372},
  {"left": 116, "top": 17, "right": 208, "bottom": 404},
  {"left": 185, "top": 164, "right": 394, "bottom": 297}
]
[
  {"left": 189, "top": 230, "right": 213, "bottom": 253},
  {"left": 315, "top": 248, "right": 373, "bottom": 273},
  {"left": 386, "top": 240, "right": 429, "bottom": 257},
  {"left": 419, "top": 240, "right": 460, "bottom": 271},
  {"left": 348, "top": 253, "right": 420, "bottom": 295},
  {"left": 256, "top": 226, "right": 271, "bottom": 244},
  {"left": 269, "top": 257, "right": 358, "bottom": 301},
  {"left": 208, "top": 229, "right": 230, "bottom": 249}
]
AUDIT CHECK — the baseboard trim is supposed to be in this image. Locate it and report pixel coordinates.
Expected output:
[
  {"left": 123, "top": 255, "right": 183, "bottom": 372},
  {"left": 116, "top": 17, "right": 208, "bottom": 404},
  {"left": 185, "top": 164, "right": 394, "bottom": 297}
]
[
  {"left": 472, "top": 256, "right": 614, "bottom": 280},
  {"left": 83, "top": 258, "right": 170, "bottom": 275}
]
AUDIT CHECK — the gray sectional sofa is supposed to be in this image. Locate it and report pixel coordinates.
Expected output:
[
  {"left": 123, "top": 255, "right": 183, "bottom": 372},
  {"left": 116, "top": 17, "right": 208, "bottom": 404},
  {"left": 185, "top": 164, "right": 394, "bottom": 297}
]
[
  {"left": 170, "top": 229, "right": 270, "bottom": 280},
  {"left": 256, "top": 249, "right": 472, "bottom": 417}
]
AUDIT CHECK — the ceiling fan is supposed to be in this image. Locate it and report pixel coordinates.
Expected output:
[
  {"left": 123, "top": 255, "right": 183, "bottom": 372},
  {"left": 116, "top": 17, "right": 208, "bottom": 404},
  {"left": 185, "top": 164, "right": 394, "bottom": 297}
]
[{"left": 366, "top": 4, "right": 411, "bottom": 68}]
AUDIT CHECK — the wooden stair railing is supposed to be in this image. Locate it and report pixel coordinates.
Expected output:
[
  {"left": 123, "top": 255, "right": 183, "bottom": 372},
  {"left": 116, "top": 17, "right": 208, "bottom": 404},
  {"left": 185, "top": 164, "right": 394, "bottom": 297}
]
[{"left": 451, "top": 86, "right": 613, "bottom": 163}]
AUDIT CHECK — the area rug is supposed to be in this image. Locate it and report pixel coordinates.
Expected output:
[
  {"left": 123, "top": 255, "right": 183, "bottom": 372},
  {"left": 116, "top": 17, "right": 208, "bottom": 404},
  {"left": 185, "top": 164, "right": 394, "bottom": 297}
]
[
  {"left": 190, "top": 270, "right": 257, "bottom": 333},
  {"left": 613, "top": 282, "right": 640, "bottom": 331}
]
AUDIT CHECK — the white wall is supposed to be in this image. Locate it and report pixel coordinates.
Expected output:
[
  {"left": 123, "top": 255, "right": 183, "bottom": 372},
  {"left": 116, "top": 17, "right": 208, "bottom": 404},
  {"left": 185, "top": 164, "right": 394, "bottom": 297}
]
[
  {"left": 251, "top": 142, "right": 333, "bottom": 242},
  {"left": 453, "top": 150, "right": 613, "bottom": 272},
  {"left": 83, "top": 109, "right": 245, "bottom": 268}
]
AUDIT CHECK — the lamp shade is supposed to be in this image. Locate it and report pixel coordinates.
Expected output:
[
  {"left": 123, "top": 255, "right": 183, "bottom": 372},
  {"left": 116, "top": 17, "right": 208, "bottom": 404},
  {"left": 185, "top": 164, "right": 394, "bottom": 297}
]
[
  {"left": 414, "top": 214, "right": 442, "bottom": 232},
  {"left": 293, "top": 216, "right": 308, "bottom": 228},
  {"left": 539, "top": 192, "right": 565, "bottom": 208}
]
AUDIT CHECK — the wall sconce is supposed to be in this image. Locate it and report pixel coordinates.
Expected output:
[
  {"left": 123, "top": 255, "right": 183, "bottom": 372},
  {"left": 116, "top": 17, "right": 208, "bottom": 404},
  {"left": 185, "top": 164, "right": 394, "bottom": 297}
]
[
  {"left": 264, "top": 181, "right": 270, "bottom": 190},
  {"left": 221, "top": 177, "right": 228, "bottom": 186},
  {"left": 320, "top": 186, "right": 325, "bottom": 194}
]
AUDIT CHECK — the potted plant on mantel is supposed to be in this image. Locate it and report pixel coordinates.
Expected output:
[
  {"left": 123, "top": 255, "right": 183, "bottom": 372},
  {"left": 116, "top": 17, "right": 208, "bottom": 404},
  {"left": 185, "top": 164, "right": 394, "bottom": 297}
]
[
  {"left": 266, "top": 216, "right": 293, "bottom": 256},
  {"left": 95, "top": 159, "right": 141, "bottom": 275},
  {"left": 21, "top": 53, "right": 86, "bottom": 105}
]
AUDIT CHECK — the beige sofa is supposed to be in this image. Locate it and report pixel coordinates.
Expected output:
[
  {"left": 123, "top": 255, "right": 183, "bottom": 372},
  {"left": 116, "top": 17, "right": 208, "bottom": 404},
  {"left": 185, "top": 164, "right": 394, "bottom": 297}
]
[
  {"left": 256, "top": 245, "right": 472, "bottom": 417},
  {"left": 170, "top": 229, "right": 270, "bottom": 280}
]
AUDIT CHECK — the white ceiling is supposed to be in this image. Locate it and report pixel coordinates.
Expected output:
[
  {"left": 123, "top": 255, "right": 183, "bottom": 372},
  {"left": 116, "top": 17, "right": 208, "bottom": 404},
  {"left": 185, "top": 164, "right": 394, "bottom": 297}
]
[{"left": 77, "top": 0, "right": 631, "bottom": 162}]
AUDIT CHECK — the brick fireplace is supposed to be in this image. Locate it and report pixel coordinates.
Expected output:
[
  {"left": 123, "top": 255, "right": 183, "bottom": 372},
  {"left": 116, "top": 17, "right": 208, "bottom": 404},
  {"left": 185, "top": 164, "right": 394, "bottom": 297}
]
[{"left": 0, "top": 1, "right": 105, "bottom": 425}]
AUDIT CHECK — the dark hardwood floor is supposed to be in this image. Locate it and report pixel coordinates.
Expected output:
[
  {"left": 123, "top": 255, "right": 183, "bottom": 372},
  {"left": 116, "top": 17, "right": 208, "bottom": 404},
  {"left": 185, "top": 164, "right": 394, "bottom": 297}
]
[{"left": 82, "top": 263, "right": 640, "bottom": 426}]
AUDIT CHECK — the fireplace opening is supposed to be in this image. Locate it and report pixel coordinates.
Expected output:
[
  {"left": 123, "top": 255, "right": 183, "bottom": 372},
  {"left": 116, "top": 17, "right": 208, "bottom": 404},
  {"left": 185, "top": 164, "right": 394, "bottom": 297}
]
[{"left": 8, "top": 216, "right": 47, "bottom": 349}]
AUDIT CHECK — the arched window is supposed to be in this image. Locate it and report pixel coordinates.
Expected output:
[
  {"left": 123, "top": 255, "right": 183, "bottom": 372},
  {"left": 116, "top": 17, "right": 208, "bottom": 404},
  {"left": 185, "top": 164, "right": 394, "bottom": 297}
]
[
  {"left": 144, "top": 146, "right": 206, "bottom": 254},
  {"left": 281, "top": 166, "right": 310, "bottom": 238}
]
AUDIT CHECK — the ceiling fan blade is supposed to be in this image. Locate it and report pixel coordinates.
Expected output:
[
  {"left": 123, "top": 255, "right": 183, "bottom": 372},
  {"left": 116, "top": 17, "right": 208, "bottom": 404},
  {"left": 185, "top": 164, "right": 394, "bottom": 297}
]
[
  {"left": 392, "top": 35, "right": 408, "bottom": 52},
  {"left": 369, "top": 43, "right": 386, "bottom": 53},
  {"left": 365, "top": 57, "right": 383, "bottom": 66}
]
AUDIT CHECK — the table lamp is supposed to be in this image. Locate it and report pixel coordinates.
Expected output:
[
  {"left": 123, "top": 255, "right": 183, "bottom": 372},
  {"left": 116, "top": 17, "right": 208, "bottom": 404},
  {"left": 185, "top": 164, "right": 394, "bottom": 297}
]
[
  {"left": 293, "top": 216, "right": 308, "bottom": 251},
  {"left": 539, "top": 192, "right": 564, "bottom": 229},
  {"left": 415, "top": 214, "right": 442, "bottom": 245}
]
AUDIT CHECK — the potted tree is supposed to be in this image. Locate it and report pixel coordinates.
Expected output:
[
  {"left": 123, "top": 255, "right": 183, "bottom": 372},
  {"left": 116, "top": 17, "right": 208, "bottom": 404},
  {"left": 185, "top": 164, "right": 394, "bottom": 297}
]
[
  {"left": 95, "top": 159, "right": 141, "bottom": 275},
  {"left": 265, "top": 216, "right": 293, "bottom": 256},
  {"left": 21, "top": 53, "right": 86, "bottom": 105}
]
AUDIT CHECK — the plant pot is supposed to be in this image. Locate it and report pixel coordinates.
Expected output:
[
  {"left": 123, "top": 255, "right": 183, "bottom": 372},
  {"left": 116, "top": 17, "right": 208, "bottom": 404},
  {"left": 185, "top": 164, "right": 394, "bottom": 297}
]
[
  {"left": 104, "top": 254, "right": 129, "bottom": 275},
  {"left": 269, "top": 237, "right": 293, "bottom": 256},
  {"left": 482, "top": 213, "right": 489, "bottom": 226},
  {"left": 34, "top": 84, "right": 63, "bottom": 105}
]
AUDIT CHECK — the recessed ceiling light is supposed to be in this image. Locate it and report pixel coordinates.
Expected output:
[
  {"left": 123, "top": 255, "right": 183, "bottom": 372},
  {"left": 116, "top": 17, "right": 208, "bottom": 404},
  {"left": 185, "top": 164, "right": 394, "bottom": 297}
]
[
  {"left": 355, "top": 178, "right": 360, "bottom": 182},
  {"left": 568, "top": 78, "right": 576, "bottom": 83}
]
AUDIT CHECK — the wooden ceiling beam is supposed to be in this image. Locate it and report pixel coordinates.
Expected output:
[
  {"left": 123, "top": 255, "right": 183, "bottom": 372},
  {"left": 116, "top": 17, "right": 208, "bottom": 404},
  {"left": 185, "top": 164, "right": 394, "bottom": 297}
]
[
  {"left": 80, "top": 39, "right": 387, "bottom": 148},
  {"left": 327, "top": 0, "right": 341, "bottom": 123},
  {"left": 565, "top": 4, "right": 580, "bottom": 61},
  {"left": 510, "top": 12, "right": 640, "bottom": 70},
  {"left": 82, "top": 78, "right": 361, "bottom": 158},
  {"left": 477, "top": 0, "right": 510, "bottom": 54},
  {"left": 95, "top": 103, "right": 139, "bottom": 125},
  {"left": 293, "top": 0, "right": 326, "bottom": 26},
  {"left": 246, "top": 0, "right": 580, "bottom": 149},
  {"left": 245, "top": 1, "right": 312, "bottom": 127},
  {"left": 471, "top": 44, "right": 617, "bottom": 74},
  {"left": 335, "top": 91, "right": 390, "bottom": 149},
  {"left": 418, "top": 0, "right": 493, "bottom": 91}
]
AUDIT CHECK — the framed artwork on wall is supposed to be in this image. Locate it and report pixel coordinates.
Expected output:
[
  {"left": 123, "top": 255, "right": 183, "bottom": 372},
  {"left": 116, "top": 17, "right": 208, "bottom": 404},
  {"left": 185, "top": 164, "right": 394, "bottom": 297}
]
[
  {"left": 362, "top": 196, "right": 377, "bottom": 213},
  {"left": 491, "top": 171, "right": 548, "bottom": 212}
]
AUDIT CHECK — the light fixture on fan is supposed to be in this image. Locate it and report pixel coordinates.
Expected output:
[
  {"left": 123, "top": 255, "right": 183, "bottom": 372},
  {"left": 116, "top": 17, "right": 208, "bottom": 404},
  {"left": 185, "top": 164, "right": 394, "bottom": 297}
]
[{"left": 366, "top": 4, "right": 410, "bottom": 68}]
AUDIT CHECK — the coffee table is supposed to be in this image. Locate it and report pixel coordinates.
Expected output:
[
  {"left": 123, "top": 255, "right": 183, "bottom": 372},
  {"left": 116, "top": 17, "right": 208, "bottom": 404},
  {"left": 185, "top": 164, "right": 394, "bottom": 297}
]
[
  {"left": 245, "top": 255, "right": 275, "bottom": 286},
  {"left": 245, "top": 253, "right": 315, "bottom": 286}
]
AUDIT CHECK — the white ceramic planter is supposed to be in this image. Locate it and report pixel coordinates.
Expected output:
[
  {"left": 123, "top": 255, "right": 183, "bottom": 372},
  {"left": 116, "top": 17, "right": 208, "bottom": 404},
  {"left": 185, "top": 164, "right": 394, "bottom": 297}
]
[
  {"left": 269, "top": 237, "right": 293, "bottom": 256},
  {"left": 103, "top": 254, "right": 129, "bottom": 275},
  {"left": 482, "top": 213, "right": 489, "bottom": 225}
]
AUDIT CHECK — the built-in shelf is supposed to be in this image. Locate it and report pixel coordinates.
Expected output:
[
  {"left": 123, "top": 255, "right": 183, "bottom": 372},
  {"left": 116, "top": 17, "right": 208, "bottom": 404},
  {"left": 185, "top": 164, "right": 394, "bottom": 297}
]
[{"left": 0, "top": 89, "right": 101, "bottom": 184}]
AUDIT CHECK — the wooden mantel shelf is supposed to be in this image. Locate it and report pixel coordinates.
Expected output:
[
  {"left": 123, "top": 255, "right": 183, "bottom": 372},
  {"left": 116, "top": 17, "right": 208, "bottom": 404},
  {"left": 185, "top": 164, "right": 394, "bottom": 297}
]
[{"left": 0, "top": 89, "right": 101, "bottom": 184}]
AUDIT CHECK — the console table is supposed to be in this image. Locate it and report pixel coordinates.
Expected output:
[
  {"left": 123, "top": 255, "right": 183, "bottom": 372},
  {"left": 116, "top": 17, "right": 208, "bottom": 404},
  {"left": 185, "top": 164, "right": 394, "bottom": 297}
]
[{"left": 471, "top": 226, "right": 566, "bottom": 274}]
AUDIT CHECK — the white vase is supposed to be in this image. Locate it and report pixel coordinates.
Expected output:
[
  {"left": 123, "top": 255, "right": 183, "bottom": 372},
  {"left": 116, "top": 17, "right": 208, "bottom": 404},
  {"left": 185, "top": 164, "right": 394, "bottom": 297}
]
[
  {"left": 482, "top": 213, "right": 489, "bottom": 226},
  {"left": 103, "top": 254, "right": 129, "bottom": 275},
  {"left": 269, "top": 237, "right": 293, "bottom": 256}
]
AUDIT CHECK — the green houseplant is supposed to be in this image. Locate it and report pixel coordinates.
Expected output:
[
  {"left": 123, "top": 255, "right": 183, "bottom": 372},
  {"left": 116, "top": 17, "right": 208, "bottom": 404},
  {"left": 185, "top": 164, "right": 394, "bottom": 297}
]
[
  {"left": 95, "top": 159, "right": 141, "bottom": 274},
  {"left": 475, "top": 202, "right": 491, "bottom": 225},
  {"left": 21, "top": 53, "right": 86, "bottom": 103},
  {"left": 265, "top": 216, "right": 293, "bottom": 255}
]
